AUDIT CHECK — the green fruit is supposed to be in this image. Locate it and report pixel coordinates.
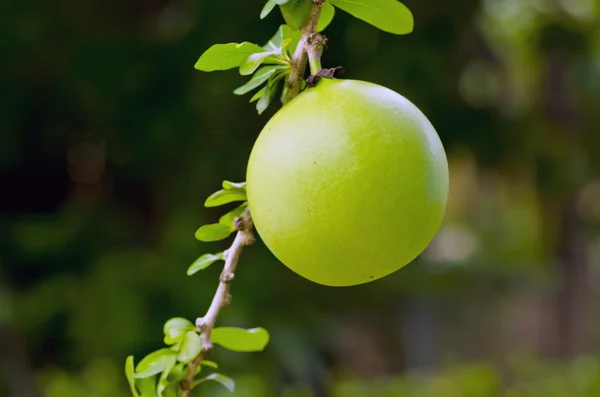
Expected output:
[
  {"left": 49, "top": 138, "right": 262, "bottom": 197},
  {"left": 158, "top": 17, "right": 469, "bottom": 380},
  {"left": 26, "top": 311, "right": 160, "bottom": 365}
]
[{"left": 246, "top": 79, "right": 449, "bottom": 286}]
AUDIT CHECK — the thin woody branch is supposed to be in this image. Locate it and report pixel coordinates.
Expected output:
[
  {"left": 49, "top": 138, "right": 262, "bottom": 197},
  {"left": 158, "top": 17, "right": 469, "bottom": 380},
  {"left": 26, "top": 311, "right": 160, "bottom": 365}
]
[{"left": 181, "top": 210, "right": 254, "bottom": 396}]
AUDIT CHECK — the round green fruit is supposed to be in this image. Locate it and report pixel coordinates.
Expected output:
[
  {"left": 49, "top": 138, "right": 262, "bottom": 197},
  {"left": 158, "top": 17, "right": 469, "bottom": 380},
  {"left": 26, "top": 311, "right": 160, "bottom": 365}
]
[{"left": 246, "top": 79, "right": 449, "bottom": 286}]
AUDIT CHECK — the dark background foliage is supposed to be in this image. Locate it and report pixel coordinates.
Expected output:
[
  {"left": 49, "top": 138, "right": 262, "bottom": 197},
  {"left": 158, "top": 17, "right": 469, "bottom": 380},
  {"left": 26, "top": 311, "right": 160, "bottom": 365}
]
[{"left": 2, "top": 0, "right": 600, "bottom": 396}]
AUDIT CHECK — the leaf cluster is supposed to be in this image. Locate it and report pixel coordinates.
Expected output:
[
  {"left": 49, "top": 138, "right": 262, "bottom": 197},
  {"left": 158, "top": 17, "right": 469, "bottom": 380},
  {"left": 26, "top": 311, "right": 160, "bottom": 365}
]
[
  {"left": 125, "top": 317, "right": 269, "bottom": 396},
  {"left": 195, "top": 0, "right": 414, "bottom": 114}
]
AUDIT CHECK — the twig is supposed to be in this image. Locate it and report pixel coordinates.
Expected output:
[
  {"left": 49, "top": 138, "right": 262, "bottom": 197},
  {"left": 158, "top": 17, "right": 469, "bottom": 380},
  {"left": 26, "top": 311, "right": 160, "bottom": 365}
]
[
  {"left": 283, "top": 0, "right": 325, "bottom": 103},
  {"left": 181, "top": 210, "right": 255, "bottom": 396}
]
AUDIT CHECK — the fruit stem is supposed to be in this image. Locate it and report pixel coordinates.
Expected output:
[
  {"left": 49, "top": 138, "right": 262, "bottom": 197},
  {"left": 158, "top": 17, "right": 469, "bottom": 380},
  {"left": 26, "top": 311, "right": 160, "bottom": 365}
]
[
  {"left": 307, "top": 33, "right": 326, "bottom": 75},
  {"left": 283, "top": 0, "right": 325, "bottom": 103}
]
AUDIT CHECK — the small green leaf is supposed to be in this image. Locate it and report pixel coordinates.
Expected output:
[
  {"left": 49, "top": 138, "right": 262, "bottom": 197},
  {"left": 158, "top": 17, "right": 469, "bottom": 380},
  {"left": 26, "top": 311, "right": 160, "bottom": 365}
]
[
  {"left": 257, "top": 77, "right": 282, "bottom": 114},
  {"left": 222, "top": 181, "right": 246, "bottom": 190},
  {"left": 135, "top": 349, "right": 177, "bottom": 378},
  {"left": 125, "top": 356, "right": 140, "bottom": 397},
  {"left": 192, "top": 373, "right": 235, "bottom": 392},
  {"left": 195, "top": 224, "right": 233, "bottom": 242},
  {"left": 187, "top": 253, "right": 225, "bottom": 275},
  {"left": 166, "top": 363, "right": 187, "bottom": 382},
  {"left": 262, "top": 0, "right": 293, "bottom": 19},
  {"left": 157, "top": 355, "right": 177, "bottom": 396},
  {"left": 204, "top": 188, "right": 247, "bottom": 207},
  {"left": 219, "top": 204, "right": 247, "bottom": 228},
  {"left": 288, "top": 29, "right": 302, "bottom": 54},
  {"left": 260, "top": 0, "right": 278, "bottom": 18},
  {"left": 317, "top": 2, "right": 336, "bottom": 31},
  {"left": 201, "top": 360, "right": 219, "bottom": 369},
  {"left": 211, "top": 327, "right": 270, "bottom": 352},
  {"left": 280, "top": 82, "right": 289, "bottom": 104},
  {"left": 280, "top": 0, "right": 312, "bottom": 30},
  {"left": 178, "top": 331, "right": 203, "bottom": 363},
  {"left": 239, "top": 51, "right": 279, "bottom": 76},
  {"left": 328, "top": 0, "right": 413, "bottom": 35},
  {"left": 136, "top": 376, "right": 156, "bottom": 397},
  {"left": 250, "top": 87, "right": 265, "bottom": 103},
  {"left": 264, "top": 25, "right": 294, "bottom": 52},
  {"left": 234, "top": 66, "right": 284, "bottom": 95},
  {"left": 163, "top": 318, "right": 195, "bottom": 344},
  {"left": 195, "top": 42, "right": 265, "bottom": 72}
]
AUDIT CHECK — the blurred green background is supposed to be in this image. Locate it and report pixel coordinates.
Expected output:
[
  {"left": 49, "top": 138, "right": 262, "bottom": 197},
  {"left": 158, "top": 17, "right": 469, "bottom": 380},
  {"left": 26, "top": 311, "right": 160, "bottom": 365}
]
[{"left": 2, "top": 0, "right": 600, "bottom": 396}]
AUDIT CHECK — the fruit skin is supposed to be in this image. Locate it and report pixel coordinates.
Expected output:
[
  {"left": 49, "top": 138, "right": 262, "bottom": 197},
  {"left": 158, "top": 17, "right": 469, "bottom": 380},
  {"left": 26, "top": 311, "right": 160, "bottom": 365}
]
[{"left": 246, "top": 79, "right": 449, "bottom": 286}]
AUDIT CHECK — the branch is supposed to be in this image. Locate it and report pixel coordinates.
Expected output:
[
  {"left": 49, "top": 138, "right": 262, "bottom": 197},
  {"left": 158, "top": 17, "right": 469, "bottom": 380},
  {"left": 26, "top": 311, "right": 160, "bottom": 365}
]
[
  {"left": 283, "top": 0, "right": 325, "bottom": 103},
  {"left": 181, "top": 4, "right": 326, "bottom": 394},
  {"left": 181, "top": 210, "right": 255, "bottom": 396}
]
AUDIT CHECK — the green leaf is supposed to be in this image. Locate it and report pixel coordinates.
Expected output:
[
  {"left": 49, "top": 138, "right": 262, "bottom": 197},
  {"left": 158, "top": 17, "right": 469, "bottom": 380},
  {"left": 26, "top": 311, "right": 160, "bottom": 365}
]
[
  {"left": 211, "top": 327, "right": 270, "bottom": 352},
  {"left": 234, "top": 65, "right": 284, "bottom": 95},
  {"left": 195, "top": 42, "right": 265, "bottom": 72},
  {"left": 317, "top": 2, "right": 336, "bottom": 31},
  {"left": 136, "top": 376, "right": 156, "bottom": 397},
  {"left": 256, "top": 77, "right": 282, "bottom": 114},
  {"left": 125, "top": 356, "right": 140, "bottom": 397},
  {"left": 157, "top": 355, "right": 176, "bottom": 397},
  {"left": 195, "top": 224, "right": 233, "bottom": 242},
  {"left": 260, "top": 0, "right": 278, "bottom": 18},
  {"left": 262, "top": 0, "right": 293, "bottom": 18},
  {"left": 165, "top": 363, "right": 187, "bottom": 382},
  {"left": 239, "top": 51, "right": 279, "bottom": 76},
  {"left": 178, "top": 331, "right": 203, "bottom": 363},
  {"left": 280, "top": 0, "right": 312, "bottom": 30},
  {"left": 219, "top": 204, "right": 247, "bottom": 228},
  {"left": 288, "top": 29, "right": 302, "bottom": 54},
  {"left": 264, "top": 25, "right": 293, "bottom": 52},
  {"left": 163, "top": 318, "right": 195, "bottom": 344},
  {"left": 187, "top": 252, "right": 225, "bottom": 275},
  {"left": 250, "top": 87, "right": 265, "bottom": 103},
  {"left": 328, "top": 0, "right": 413, "bottom": 34},
  {"left": 135, "top": 349, "right": 177, "bottom": 378},
  {"left": 192, "top": 373, "right": 235, "bottom": 392},
  {"left": 201, "top": 360, "right": 219, "bottom": 369},
  {"left": 222, "top": 181, "right": 246, "bottom": 190},
  {"left": 204, "top": 188, "right": 247, "bottom": 207}
]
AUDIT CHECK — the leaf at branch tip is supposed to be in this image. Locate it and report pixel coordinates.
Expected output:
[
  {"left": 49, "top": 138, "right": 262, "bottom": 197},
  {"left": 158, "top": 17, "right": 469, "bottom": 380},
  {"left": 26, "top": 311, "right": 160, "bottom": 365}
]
[
  {"left": 157, "top": 355, "right": 177, "bottom": 396},
  {"left": 201, "top": 360, "right": 219, "bottom": 369},
  {"left": 257, "top": 77, "right": 283, "bottom": 114},
  {"left": 260, "top": 0, "right": 278, "bottom": 18},
  {"left": 125, "top": 356, "right": 140, "bottom": 397},
  {"left": 204, "top": 188, "right": 247, "bottom": 207},
  {"left": 192, "top": 373, "right": 235, "bottom": 392},
  {"left": 219, "top": 204, "right": 247, "bottom": 228},
  {"left": 264, "top": 25, "right": 293, "bottom": 52},
  {"left": 135, "top": 349, "right": 177, "bottom": 378},
  {"left": 280, "top": 0, "right": 312, "bottom": 30},
  {"left": 187, "top": 252, "right": 225, "bottom": 276},
  {"left": 250, "top": 86, "right": 265, "bottom": 103},
  {"left": 222, "top": 180, "right": 246, "bottom": 190},
  {"left": 328, "top": 0, "right": 414, "bottom": 35},
  {"left": 233, "top": 65, "right": 285, "bottom": 96},
  {"left": 195, "top": 224, "right": 233, "bottom": 242},
  {"left": 163, "top": 318, "right": 195, "bottom": 344},
  {"left": 166, "top": 363, "right": 187, "bottom": 383},
  {"left": 239, "top": 51, "right": 280, "bottom": 76},
  {"left": 195, "top": 42, "right": 265, "bottom": 72},
  {"left": 136, "top": 376, "right": 157, "bottom": 397},
  {"left": 178, "top": 331, "right": 203, "bottom": 363},
  {"left": 317, "top": 2, "right": 336, "bottom": 32},
  {"left": 262, "top": 0, "right": 293, "bottom": 19},
  {"left": 211, "top": 327, "right": 270, "bottom": 352}
]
